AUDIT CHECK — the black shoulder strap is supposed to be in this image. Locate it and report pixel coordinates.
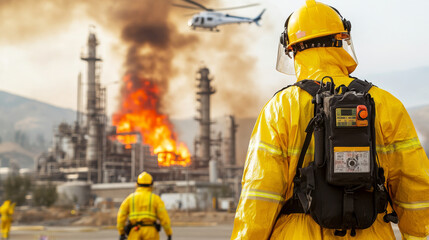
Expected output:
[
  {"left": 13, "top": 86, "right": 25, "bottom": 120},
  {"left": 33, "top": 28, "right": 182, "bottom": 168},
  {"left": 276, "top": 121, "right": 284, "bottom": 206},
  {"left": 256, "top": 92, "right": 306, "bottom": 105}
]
[
  {"left": 273, "top": 80, "right": 320, "bottom": 98},
  {"left": 348, "top": 78, "right": 373, "bottom": 93},
  {"left": 294, "top": 80, "right": 320, "bottom": 97}
]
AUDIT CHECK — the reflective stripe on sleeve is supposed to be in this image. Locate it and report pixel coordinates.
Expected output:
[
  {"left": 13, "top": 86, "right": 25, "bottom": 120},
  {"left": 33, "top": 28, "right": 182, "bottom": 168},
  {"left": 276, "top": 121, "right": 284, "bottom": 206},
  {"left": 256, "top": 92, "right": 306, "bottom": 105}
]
[
  {"left": 257, "top": 141, "right": 284, "bottom": 157},
  {"left": 241, "top": 189, "right": 285, "bottom": 203},
  {"left": 377, "top": 138, "right": 422, "bottom": 154},
  {"left": 402, "top": 233, "right": 427, "bottom": 240},
  {"left": 287, "top": 148, "right": 314, "bottom": 157},
  {"left": 250, "top": 139, "right": 314, "bottom": 158},
  {"left": 394, "top": 200, "right": 429, "bottom": 210}
]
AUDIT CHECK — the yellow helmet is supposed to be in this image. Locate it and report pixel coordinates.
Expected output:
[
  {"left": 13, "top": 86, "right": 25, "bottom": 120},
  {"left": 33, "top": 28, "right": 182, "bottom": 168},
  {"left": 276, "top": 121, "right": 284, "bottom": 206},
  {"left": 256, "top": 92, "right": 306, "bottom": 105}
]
[
  {"left": 137, "top": 171, "right": 153, "bottom": 186},
  {"left": 280, "top": 0, "right": 351, "bottom": 54},
  {"left": 277, "top": 0, "right": 357, "bottom": 75}
]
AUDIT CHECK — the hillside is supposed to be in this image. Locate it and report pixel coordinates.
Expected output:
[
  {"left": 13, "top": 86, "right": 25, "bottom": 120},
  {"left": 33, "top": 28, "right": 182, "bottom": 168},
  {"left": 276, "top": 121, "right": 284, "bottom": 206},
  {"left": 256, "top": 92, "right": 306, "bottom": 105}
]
[
  {"left": 0, "top": 90, "right": 76, "bottom": 144},
  {"left": 0, "top": 142, "right": 37, "bottom": 169},
  {"left": 0, "top": 90, "right": 76, "bottom": 169}
]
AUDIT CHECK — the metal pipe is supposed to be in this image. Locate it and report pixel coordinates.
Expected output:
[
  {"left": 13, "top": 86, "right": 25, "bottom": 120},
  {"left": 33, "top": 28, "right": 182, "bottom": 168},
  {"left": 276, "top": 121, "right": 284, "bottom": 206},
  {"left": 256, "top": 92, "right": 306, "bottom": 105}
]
[{"left": 77, "top": 73, "right": 82, "bottom": 125}]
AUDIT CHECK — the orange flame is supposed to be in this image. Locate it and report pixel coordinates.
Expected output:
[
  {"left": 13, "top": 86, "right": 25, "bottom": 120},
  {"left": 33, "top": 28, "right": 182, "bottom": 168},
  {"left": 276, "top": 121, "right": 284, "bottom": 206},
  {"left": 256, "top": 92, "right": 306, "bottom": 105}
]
[{"left": 112, "top": 74, "right": 191, "bottom": 167}]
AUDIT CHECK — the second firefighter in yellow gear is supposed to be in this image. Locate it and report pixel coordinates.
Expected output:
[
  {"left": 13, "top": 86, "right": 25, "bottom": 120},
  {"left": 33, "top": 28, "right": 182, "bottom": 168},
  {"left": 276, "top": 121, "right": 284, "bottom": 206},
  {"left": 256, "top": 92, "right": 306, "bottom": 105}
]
[
  {"left": 232, "top": 0, "right": 429, "bottom": 239},
  {"left": 0, "top": 200, "right": 15, "bottom": 240},
  {"left": 117, "top": 172, "right": 172, "bottom": 240}
]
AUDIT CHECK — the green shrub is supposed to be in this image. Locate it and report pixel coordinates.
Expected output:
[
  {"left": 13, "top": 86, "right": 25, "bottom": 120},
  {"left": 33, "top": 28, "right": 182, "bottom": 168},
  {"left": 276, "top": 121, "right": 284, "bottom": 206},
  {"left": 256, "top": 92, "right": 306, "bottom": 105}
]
[
  {"left": 3, "top": 175, "right": 31, "bottom": 206},
  {"left": 33, "top": 182, "right": 58, "bottom": 207}
]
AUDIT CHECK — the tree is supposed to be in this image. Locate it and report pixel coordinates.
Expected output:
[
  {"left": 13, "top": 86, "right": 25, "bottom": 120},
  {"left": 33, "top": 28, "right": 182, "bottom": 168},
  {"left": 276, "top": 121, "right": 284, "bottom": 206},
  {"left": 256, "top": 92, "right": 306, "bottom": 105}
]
[
  {"left": 3, "top": 175, "right": 31, "bottom": 206},
  {"left": 33, "top": 182, "right": 58, "bottom": 207}
]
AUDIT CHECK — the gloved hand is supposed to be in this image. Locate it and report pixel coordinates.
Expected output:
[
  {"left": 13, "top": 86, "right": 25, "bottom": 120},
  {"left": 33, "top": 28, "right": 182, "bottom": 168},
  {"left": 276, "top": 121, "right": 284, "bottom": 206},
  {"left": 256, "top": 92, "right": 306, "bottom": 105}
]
[
  {"left": 119, "top": 234, "right": 127, "bottom": 240},
  {"left": 167, "top": 235, "right": 172, "bottom": 240}
]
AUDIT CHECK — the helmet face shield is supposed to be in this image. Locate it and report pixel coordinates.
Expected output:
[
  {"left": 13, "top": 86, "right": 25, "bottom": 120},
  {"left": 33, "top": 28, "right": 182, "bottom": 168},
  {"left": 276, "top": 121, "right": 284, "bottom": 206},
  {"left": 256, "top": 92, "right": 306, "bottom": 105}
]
[
  {"left": 276, "top": 42, "right": 296, "bottom": 75},
  {"left": 275, "top": 34, "right": 358, "bottom": 75},
  {"left": 341, "top": 35, "right": 358, "bottom": 66}
]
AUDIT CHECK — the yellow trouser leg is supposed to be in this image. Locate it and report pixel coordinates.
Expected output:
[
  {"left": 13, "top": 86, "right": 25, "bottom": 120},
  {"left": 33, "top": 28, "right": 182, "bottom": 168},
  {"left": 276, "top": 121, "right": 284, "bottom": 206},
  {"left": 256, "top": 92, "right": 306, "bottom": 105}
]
[
  {"left": 127, "top": 226, "right": 159, "bottom": 240},
  {"left": 1, "top": 220, "right": 11, "bottom": 239}
]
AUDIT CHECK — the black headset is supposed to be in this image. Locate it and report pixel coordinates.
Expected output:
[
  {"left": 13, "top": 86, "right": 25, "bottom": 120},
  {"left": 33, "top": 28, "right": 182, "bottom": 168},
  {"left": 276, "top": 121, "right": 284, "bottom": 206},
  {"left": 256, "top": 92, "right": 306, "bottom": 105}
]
[{"left": 280, "top": 5, "right": 351, "bottom": 54}]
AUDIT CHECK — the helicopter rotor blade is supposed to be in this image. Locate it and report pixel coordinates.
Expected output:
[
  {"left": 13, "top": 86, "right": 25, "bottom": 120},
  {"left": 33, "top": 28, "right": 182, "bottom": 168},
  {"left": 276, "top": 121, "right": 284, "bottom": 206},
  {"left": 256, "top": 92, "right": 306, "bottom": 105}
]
[
  {"left": 183, "top": 12, "right": 197, "bottom": 17},
  {"left": 214, "top": 3, "right": 260, "bottom": 11},
  {"left": 181, "top": 0, "right": 211, "bottom": 11},
  {"left": 172, "top": 3, "right": 202, "bottom": 10}
]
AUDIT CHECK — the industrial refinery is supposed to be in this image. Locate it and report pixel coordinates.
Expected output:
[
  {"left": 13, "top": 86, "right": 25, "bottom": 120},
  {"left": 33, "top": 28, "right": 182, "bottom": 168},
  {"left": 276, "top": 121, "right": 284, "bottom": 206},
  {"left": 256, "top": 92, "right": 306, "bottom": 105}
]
[{"left": 35, "top": 30, "right": 242, "bottom": 210}]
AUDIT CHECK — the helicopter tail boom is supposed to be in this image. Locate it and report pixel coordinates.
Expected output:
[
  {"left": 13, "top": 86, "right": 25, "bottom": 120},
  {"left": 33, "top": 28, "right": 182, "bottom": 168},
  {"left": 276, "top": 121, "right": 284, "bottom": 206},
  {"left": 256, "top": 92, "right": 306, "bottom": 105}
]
[{"left": 253, "top": 9, "right": 266, "bottom": 26}]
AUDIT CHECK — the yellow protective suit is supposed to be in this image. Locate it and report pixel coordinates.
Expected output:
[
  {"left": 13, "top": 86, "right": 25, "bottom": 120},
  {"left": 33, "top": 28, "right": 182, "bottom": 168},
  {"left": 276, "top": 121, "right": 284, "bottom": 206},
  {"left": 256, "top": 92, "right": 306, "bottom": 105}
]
[
  {"left": 0, "top": 200, "right": 15, "bottom": 239},
  {"left": 117, "top": 186, "right": 172, "bottom": 240},
  {"left": 231, "top": 47, "right": 429, "bottom": 240}
]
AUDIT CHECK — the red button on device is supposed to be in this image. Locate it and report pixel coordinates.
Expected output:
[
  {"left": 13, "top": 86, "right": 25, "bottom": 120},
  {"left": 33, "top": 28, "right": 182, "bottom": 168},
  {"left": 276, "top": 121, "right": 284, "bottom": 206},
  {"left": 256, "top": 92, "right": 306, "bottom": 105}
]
[{"left": 357, "top": 105, "right": 368, "bottom": 120}]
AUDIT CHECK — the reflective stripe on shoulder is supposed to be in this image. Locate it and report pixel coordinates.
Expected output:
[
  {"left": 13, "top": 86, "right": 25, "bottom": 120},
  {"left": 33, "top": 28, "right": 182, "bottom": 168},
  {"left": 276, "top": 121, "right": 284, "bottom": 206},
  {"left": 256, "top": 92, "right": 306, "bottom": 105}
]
[
  {"left": 377, "top": 138, "right": 421, "bottom": 154},
  {"left": 241, "top": 189, "right": 284, "bottom": 203},
  {"left": 394, "top": 199, "right": 429, "bottom": 210}
]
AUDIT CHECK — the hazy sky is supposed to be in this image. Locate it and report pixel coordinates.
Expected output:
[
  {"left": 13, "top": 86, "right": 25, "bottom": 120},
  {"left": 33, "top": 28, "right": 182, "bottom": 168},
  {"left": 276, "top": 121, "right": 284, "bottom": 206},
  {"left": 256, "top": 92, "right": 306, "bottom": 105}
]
[{"left": 0, "top": 0, "right": 428, "bottom": 119}]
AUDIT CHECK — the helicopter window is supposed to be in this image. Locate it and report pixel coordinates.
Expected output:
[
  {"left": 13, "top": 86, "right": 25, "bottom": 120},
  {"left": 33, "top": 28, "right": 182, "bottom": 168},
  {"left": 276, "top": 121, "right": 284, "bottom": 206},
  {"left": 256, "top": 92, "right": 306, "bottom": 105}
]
[
  {"left": 207, "top": 17, "right": 213, "bottom": 21},
  {"left": 201, "top": 17, "right": 205, "bottom": 24},
  {"left": 194, "top": 17, "right": 199, "bottom": 23}
]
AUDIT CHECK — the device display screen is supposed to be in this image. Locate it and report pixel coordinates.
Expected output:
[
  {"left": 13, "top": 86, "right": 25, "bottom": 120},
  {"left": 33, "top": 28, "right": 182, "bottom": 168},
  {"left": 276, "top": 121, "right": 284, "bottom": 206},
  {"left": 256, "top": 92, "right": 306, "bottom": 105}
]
[{"left": 336, "top": 108, "right": 356, "bottom": 127}]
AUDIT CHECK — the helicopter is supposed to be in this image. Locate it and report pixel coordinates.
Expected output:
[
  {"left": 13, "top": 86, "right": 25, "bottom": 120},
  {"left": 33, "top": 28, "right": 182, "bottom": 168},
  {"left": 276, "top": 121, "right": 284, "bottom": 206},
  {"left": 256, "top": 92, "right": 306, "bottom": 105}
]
[{"left": 172, "top": 0, "right": 265, "bottom": 32}]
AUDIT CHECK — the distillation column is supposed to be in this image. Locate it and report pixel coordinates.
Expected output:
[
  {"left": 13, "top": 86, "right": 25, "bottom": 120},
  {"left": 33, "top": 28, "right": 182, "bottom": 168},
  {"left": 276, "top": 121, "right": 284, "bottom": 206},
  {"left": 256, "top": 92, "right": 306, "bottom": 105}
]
[
  {"left": 224, "top": 115, "right": 238, "bottom": 179},
  {"left": 195, "top": 67, "right": 216, "bottom": 175},
  {"left": 81, "top": 29, "right": 102, "bottom": 182}
]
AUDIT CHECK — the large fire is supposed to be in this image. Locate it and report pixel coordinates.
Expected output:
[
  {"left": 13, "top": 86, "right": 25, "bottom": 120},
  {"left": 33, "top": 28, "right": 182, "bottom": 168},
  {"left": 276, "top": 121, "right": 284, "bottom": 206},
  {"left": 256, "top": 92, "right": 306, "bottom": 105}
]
[{"left": 112, "top": 74, "right": 191, "bottom": 167}]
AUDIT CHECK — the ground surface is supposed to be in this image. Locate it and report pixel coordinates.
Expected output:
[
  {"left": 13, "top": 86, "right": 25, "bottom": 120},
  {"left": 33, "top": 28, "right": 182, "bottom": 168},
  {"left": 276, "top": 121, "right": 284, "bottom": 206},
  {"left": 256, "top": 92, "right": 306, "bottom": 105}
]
[
  {"left": 11, "top": 208, "right": 429, "bottom": 240},
  {"left": 10, "top": 225, "right": 232, "bottom": 240},
  {"left": 9, "top": 224, "right": 429, "bottom": 240}
]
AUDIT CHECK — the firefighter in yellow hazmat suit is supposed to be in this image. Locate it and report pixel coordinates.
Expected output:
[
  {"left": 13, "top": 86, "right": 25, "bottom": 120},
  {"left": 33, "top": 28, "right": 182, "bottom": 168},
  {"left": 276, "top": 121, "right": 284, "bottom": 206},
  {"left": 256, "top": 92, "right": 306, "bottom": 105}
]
[
  {"left": 231, "top": 0, "right": 429, "bottom": 239},
  {"left": 0, "top": 200, "right": 15, "bottom": 240},
  {"left": 117, "top": 172, "right": 172, "bottom": 240}
]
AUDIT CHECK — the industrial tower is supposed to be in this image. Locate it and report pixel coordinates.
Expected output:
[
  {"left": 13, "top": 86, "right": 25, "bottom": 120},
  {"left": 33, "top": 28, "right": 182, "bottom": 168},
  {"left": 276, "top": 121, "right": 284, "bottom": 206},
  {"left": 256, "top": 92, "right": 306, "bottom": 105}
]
[
  {"left": 81, "top": 28, "right": 105, "bottom": 183},
  {"left": 195, "top": 67, "right": 216, "bottom": 180}
]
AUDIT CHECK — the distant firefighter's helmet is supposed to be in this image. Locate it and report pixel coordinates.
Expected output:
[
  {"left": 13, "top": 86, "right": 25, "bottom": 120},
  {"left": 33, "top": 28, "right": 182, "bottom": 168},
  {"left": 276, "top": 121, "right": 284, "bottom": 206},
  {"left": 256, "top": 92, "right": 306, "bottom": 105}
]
[{"left": 137, "top": 171, "right": 153, "bottom": 186}]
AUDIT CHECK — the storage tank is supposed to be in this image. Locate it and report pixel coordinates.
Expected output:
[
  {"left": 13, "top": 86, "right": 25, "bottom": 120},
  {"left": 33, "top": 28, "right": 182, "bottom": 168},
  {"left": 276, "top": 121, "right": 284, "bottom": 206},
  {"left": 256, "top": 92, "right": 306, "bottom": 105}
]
[{"left": 57, "top": 181, "right": 91, "bottom": 206}]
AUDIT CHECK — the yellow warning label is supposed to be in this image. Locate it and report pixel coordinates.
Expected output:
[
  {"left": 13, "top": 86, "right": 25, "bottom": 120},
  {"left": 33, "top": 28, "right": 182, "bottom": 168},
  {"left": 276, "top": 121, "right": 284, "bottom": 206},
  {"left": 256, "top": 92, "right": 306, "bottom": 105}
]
[
  {"left": 334, "top": 146, "right": 370, "bottom": 152},
  {"left": 333, "top": 146, "right": 370, "bottom": 173}
]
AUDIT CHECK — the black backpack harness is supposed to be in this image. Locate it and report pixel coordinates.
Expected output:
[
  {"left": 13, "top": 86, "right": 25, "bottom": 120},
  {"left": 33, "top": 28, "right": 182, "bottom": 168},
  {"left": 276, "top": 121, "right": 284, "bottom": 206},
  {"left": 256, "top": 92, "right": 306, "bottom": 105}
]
[{"left": 276, "top": 77, "right": 398, "bottom": 237}]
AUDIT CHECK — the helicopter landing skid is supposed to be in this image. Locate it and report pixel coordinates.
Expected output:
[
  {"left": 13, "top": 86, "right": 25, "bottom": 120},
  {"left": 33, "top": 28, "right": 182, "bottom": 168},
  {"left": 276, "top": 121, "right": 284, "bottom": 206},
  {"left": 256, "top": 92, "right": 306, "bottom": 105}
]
[{"left": 194, "top": 27, "right": 220, "bottom": 33}]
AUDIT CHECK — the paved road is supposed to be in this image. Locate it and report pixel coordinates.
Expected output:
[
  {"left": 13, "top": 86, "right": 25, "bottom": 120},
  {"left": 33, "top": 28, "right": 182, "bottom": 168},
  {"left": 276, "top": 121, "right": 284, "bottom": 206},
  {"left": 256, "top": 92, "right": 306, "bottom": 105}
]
[
  {"left": 10, "top": 225, "right": 233, "bottom": 240},
  {"left": 8, "top": 224, "right": 428, "bottom": 240}
]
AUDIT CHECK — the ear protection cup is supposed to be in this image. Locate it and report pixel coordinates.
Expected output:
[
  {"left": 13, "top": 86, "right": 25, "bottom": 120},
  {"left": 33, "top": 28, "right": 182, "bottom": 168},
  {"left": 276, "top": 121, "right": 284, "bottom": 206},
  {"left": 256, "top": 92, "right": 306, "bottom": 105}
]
[
  {"left": 343, "top": 18, "right": 351, "bottom": 33},
  {"left": 280, "top": 14, "right": 292, "bottom": 49}
]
